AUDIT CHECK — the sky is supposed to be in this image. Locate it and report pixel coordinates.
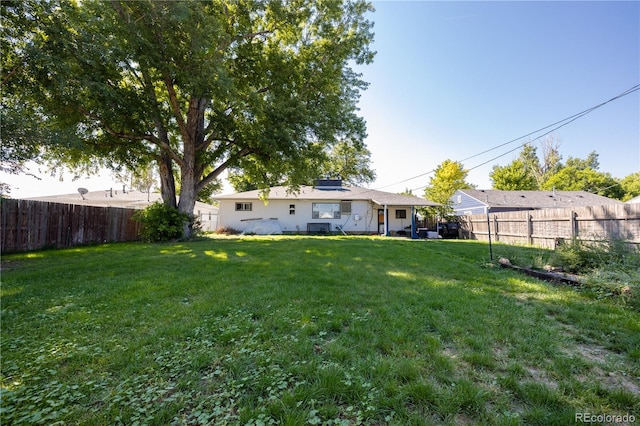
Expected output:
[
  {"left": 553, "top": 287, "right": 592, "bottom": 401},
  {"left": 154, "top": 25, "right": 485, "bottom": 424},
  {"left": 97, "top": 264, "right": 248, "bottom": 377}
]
[{"left": 2, "top": 0, "right": 639, "bottom": 199}]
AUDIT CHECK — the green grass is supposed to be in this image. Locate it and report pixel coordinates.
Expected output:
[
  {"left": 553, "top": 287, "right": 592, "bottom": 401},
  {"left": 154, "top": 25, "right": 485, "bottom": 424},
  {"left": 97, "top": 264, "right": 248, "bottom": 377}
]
[{"left": 1, "top": 236, "right": 638, "bottom": 425}]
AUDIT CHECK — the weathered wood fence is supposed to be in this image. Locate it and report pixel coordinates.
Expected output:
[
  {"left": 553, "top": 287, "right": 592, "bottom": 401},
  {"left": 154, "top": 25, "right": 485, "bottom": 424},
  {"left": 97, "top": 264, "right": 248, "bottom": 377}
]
[
  {"left": 458, "top": 204, "right": 640, "bottom": 249},
  {"left": 1, "top": 199, "right": 141, "bottom": 253}
]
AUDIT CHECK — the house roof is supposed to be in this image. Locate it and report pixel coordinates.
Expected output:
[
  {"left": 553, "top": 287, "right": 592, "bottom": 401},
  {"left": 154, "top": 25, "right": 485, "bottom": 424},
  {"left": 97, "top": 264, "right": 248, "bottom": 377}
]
[
  {"left": 626, "top": 195, "right": 640, "bottom": 204},
  {"left": 215, "top": 185, "right": 439, "bottom": 207},
  {"left": 456, "top": 189, "right": 622, "bottom": 209},
  {"left": 22, "top": 190, "right": 218, "bottom": 213}
]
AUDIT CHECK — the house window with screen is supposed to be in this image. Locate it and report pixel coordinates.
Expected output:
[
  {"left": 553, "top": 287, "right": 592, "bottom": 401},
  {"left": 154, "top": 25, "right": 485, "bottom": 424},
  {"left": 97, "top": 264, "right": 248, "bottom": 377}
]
[
  {"left": 289, "top": 204, "right": 295, "bottom": 215},
  {"left": 312, "top": 203, "right": 341, "bottom": 219},
  {"left": 235, "top": 202, "right": 252, "bottom": 211},
  {"left": 340, "top": 201, "right": 352, "bottom": 215},
  {"left": 395, "top": 209, "right": 407, "bottom": 219}
]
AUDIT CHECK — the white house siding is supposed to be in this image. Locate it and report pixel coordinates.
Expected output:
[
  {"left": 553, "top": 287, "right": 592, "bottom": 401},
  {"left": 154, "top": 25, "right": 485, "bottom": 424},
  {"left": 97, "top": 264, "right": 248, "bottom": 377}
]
[{"left": 218, "top": 199, "right": 415, "bottom": 235}]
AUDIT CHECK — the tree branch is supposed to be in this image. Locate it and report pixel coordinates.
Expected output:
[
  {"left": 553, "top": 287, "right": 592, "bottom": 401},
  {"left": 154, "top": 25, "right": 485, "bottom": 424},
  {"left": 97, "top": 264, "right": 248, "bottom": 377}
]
[
  {"left": 140, "top": 66, "right": 185, "bottom": 168},
  {"left": 162, "top": 73, "right": 190, "bottom": 145},
  {"left": 197, "top": 147, "right": 252, "bottom": 191}
]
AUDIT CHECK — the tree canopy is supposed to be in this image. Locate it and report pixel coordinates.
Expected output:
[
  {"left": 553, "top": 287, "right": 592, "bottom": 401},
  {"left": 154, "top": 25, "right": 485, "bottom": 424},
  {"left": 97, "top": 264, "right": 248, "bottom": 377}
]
[
  {"left": 490, "top": 141, "right": 630, "bottom": 200},
  {"left": 423, "top": 160, "right": 475, "bottom": 218},
  {"left": 2, "top": 0, "right": 375, "bottom": 236},
  {"left": 227, "top": 138, "right": 375, "bottom": 193}
]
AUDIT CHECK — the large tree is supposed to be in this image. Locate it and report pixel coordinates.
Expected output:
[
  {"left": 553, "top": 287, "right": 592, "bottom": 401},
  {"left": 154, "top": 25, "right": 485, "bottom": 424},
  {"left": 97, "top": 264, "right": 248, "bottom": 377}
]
[
  {"left": 424, "top": 159, "right": 475, "bottom": 218},
  {"left": 490, "top": 159, "right": 538, "bottom": 190},
  {"left": 2, "top": 0, "right": 374, "bottom": 237}
]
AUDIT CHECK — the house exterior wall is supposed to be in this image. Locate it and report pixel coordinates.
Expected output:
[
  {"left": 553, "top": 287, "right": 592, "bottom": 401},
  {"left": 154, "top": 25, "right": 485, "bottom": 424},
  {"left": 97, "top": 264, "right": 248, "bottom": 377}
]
[
  {"left": 217, "top": 199, "right": 415, "bottom": 235},
  {"left": 450, "top": 191, "right": 487, "bottom": 216}
]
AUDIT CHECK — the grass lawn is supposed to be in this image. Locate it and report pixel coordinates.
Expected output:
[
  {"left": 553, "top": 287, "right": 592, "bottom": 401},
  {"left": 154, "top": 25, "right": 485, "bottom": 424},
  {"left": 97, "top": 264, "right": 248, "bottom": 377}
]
[{"left": 1, "top": 236, "right": 638, "bottom": 425}]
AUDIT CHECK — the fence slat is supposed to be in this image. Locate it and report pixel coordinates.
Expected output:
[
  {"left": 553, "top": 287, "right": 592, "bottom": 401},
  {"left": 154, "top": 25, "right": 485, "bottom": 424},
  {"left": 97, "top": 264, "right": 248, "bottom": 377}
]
[{"left": 1, "top": 199, "right": 141, "bottom": 253}]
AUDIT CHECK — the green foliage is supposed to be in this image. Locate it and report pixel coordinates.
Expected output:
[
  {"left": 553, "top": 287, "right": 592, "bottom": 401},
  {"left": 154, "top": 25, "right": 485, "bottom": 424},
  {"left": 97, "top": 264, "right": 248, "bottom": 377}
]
[
  {"left": 423, "top": 159, "right": 475, "bottom": 217},
  {"left": 550, "top": 237, "right": 640, "bottom": 306},
  {"left": 620, "top": 172, "right": 640, "bottom": 201},
  {"left": 493, "top": 142, "right": 631, "bottom": 200},
  {"left": 490, "top": 159, "right": 538, "bottom": 190},
  {"left": 132, "top": 202, "right": 192, "bottom": 242},
  {"left": 3, "top": 0, "right": 375, "bottom": 227},
  {"left": 320, "top": 139, "right": 376, "bottom": 185},
  {"left": 542, "top": 166, "right": 624, "bottom": 199}
]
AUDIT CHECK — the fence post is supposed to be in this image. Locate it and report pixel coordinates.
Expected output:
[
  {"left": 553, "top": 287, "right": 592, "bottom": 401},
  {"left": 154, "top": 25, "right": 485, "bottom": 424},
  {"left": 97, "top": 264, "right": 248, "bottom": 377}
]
[
  {"left": 528, "top": 214, "right": 533, "bottom": 245},
  {"left": 493, "top": 215, "right": 499, "bottom": 242},
  {"left": 570, "top": 210, "right": 577, "bottom": 240}
]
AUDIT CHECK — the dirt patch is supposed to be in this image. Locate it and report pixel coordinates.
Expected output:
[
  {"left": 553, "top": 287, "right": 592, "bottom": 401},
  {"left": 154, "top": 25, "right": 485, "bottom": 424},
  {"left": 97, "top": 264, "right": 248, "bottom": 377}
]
[
  {"left": 577, "top": 366, "right": 640, "bottom": 395},
  {"left": 525, "top": 366, "right": 559, "bottom": 390},
  {"left": 574, "top": 343, "right": 610, "bottom": 364},
  {"left": 563, "top": 342, "right": 639, "bottom": 395}
]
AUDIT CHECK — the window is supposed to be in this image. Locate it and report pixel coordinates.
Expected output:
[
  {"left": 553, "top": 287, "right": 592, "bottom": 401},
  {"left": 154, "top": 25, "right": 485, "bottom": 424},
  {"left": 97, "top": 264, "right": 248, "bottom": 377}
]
[
  {"left": 395, "top": 209, "right": 407, "bottom": 219},
  {"left": 312, "top": 203, "right": 341, "bottom": 219},
  {"left": 340, "top": 201, "right": 352, "bottom": 215},
  {"left": 235, "top": 202, "right": 252, "bottom": 211},
  {"left": 289, "top": 204, "right": 295, "bottom": 215}
]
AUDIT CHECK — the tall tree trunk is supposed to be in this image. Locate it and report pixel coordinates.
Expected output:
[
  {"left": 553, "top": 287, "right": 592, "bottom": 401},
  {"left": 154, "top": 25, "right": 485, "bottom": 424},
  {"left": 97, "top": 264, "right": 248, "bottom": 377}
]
[
  {"left": 177, "top": 97, "right": 208, "bottom": 238},
  {"left": 158, "top": 153, "right": 177, "bottom": 208}
]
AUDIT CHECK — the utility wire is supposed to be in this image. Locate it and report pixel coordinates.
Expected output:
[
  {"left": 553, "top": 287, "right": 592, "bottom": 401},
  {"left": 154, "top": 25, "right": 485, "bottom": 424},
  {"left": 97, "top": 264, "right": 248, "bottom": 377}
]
[{"left": 374, "top": 83, "right": 640, "bottom": 193}]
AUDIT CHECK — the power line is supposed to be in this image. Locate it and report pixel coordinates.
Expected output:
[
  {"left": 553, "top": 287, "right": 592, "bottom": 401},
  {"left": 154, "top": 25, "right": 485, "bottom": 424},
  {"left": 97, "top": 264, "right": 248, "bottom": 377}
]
[{"left": 374, "top": 83, "right": 640, "bottom": 193}]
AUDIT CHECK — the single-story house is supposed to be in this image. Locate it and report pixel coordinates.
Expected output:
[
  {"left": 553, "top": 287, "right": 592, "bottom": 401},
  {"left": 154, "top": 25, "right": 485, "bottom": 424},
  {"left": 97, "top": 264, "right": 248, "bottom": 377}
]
[
  {"left": 24, "top": 189, "right": 219, "bottom": 231},
  {"left": 450, "top": 189, "right": 623, "bottom": 216},
  {"left": 214, "top": 179, "right": 439, "bottom": 237}
]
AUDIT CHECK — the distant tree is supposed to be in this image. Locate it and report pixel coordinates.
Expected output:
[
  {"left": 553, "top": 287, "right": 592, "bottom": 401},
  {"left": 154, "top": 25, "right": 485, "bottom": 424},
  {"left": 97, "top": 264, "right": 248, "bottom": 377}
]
[
  {"left": 516, "top": 138, "right": 562, "bottom": 188},
  {"left": 131, "top": 166, "right": 158, "bottom": 195},
  {"left": 424, "top": 160, "right": 475, "bottom": 218},
  {"left": 490, "top": 159, "right": 538, "bottom": 190},
  {"left": 564, "top": 151, "right": 600, "bottom": 170},
  {"left": 542, "top": 165, "right": 624, "bottom": 200},
  {"left": 320, "top": 139, "right": 376, "bottom": 185},
  {"left": 620, "top": 172, "right": 640, "bottom": 201}
]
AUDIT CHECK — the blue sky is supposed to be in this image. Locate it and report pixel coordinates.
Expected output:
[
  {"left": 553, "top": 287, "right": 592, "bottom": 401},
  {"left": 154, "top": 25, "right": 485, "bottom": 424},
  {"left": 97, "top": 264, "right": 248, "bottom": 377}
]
[
  {"left": 359, "top": 0, "right": 639, "bottom": 193},
  {"left": 3, "top": 0, "right": 639, "bottom": 198}
]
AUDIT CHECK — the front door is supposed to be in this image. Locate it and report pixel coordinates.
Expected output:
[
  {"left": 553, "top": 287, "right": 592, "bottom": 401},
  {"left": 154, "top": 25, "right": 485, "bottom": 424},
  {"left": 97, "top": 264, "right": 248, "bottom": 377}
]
[{"left": 378, "top": 209, "right": 387, "bottom": 235}]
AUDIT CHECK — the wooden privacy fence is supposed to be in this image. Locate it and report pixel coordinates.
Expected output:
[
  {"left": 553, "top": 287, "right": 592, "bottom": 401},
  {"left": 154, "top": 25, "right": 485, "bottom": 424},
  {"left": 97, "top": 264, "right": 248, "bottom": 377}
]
[
  {"left": 459, "top": 204, "right": 640, "bottom": 249},
  {"left": 1, "top": 199, "right": 141, "bottom": 253}
]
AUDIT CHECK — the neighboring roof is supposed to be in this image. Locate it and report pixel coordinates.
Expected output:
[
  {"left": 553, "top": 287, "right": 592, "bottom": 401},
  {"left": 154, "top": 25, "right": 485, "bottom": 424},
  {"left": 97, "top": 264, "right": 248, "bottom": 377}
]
[
  {"left": 214, "top": 185, "right": 439, "bottom": 207},
  {"left": 626, "top": 195, "right": 640, "bottom": 204},
  {"left": 23, "top": 190, "right": 218, "bottom": 213},
  {"left": 456, "top": 189, "right": 622, "bottom": 209}
]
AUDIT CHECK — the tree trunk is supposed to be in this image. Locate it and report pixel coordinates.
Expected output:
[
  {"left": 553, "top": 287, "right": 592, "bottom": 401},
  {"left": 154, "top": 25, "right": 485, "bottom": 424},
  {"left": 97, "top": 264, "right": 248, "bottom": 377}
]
[
  {"left": 158, "top": 153, "right": 177, "bottom": 208},
  {"left": 176, "top": 97, "right": 208, "bottom": 238}
]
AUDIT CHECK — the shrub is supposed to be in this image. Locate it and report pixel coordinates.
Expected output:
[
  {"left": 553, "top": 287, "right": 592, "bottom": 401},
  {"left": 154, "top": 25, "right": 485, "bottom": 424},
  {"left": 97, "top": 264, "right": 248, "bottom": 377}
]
[
  {"left": 133, "top": 202, "right": 192, "bottom": 242},
  {"left": 550, "top": 236, "right": 640, "bottom": 307},
  {"left": 551, "top": 237, "right": 640, "bottom": 273}
]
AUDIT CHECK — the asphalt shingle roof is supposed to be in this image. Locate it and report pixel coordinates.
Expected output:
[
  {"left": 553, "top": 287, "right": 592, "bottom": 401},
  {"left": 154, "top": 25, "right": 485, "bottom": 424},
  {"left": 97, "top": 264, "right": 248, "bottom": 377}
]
[
  {"left": 215, "top": 185, "right": 439, "bottom": 207},
  {"left": 23, "top": 190, "right": 218, "bottom": 213},
  {"left": 458, "top": 189, "right": 622, "bottom": 209}
]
